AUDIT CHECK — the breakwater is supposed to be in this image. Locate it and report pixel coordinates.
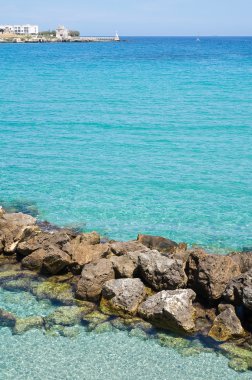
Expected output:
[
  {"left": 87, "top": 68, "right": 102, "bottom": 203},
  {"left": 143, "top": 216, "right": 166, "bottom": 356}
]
[
  {"left": 1, "top": 207, "right": 252, "bottom": 373},
  {"left": 0, "top": 35, "right": 120, "bottom": 43}
]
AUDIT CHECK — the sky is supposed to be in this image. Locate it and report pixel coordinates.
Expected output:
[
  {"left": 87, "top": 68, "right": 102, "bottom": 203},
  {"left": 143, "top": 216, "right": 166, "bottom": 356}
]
[{"left": 1, "top": 0, "right": 252, "bottom": 36}]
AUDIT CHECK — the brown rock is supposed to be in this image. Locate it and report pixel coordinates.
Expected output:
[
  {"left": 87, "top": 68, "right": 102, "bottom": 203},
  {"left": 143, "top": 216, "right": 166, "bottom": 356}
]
[
  {"left": 101, "top": 278, "right": 146, "bottom": 316},
  {"left": 187, "top": 249, "right": 241, "bottom": 301},
  {"left": 110, "top": 241, "right": 148, "bottom": 256},
  {"left": 21, "top": 249, "right": 47, "bottom": 272},
  {"left": 69, "top": 243, "right": 111, "bottom": 271},
  {"left": 17, "top": 230, "right": 74, "bottom": 257},
  {"left": 137, "top": 234, "right": 178, "bottom": 254},
  {"left": 208, "top": 304, "right": 245, "bottom": 341},
  {"left": 224, "top": 270, "right": 252, "bottom": 310},
  {"left": 110, "top": 255, "right": 137, "bottom": 278},
  {"left": 228, "top": 251, "right": 252, "bottom": 273},
  {"left": 42, "top": 246, "right": 72, "bottom": 275},
  {"left": 76, "top": 259, "right": 115, "bottom": 301},
  {"left": 0, "top": 212, "right": 36, "bottom": 254}
]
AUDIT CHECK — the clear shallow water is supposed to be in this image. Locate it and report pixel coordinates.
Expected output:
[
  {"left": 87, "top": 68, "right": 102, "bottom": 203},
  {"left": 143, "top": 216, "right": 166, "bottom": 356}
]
[
  {"left": 0, "top": 288, "right": 55, "bottom": 317},
  {"left": 0, "top": 327, "right": 251, "bottom": 380},
  {"left": 0, "top": 37, "right": 252, "bottom": 250}
]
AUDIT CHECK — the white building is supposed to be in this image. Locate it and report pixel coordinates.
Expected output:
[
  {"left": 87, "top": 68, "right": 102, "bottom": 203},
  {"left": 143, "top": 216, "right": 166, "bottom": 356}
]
[
  {"left": 56, "top": 26, "right": 69, "bottom": 39},
  {"left": 0, "top": 24, "right": 39, "bottom": 35}
]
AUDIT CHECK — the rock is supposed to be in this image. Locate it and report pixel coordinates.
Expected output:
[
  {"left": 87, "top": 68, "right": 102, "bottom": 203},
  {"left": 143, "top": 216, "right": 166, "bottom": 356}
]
[
  {"left": 67, "top": 232, "right": 100, "bottom": 248},
  {"left": 101, "top": 278, "right": 146, "bottom": 316},
  {"left": 0, "top": 308, "right": 16, "bottom": 327},
  {"left": 224, "top": 271, "right": 252, "bottom": 310},
  {"left": 208, "top": 304, "right": 245, "bottom": 341},
  {"left": 187, "top": 249, "right": 241, "bottom": 301},
  {"left": 21, "top": 248, "right": 47, "bottom": 272},
  {"left": 137, "top": 234, "right": 178, "bottom": 254},
  {"left": 13, "top": 316, "right": 44, "bottom": 335},
  {"left": 69, "top": 243, "right": 111, "bottom": 272},
  {"left": 41, "top": 245, "right": 72, "bottom": 275},
  {"left": 110, "top": 241, "right": 148, "bottom": 256},
  {"left": 0, "top": 212, "right": 36, "bottom": 254},
  {"left": 138, "top": 289, "right": 196, "bottom": 333},
  {"left": 228, "top": 251, "right": 252, "bottom": 273},
  {"left": 194, "top": 302, "right": 217, "bottom": 335},
  {"left": 17, "top": 230, "right": 74, "bottom": 257},
  {"left": 32, "top": 280, "right": 75, "bottom": 305},
  {"left": 76, "top": 259, "right": 115, "bottom": 301},
  {"left": 138, "top": 250, "right": 187, "bottom": 291},
  {"left": 110, "top": 255, "right": 137, "bottom": 278},
  {"left": 220, "top": 342, "right": 252, "bottom": 371},
  {"left": 83, "top": 310, "right": 109, "bottom": 326},
  {"left": 92, "top": 321, "right": 113, "bottom": 334},
  {"left": 45, "top": 306, "right": 90, "bottom": 328}
]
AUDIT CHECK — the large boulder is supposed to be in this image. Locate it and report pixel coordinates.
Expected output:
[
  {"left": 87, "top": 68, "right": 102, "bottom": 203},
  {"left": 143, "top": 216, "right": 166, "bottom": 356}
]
[
  {"left": 101, "top": 278, "right": 146, "bottom": 316},
  {"left": 187, "top": 249, "right": 241, "bottom": 301},
  {"left": 224, "top": 270, "right": 252, "bottom": 310},
  {"left": 76, "top": 259, "right": 115, "bottom": 301},
  {"left": 208, "top": 304, "right": 245, "bottom": 342},
  {"left": 138, "top": 250, "right": 187, "bottom": 291},
  {"left": 137, "top": 234, "right": 178, "bottom": 254},
  {"left": 138, "top": 289, "right": 196, "bottom": 333}
]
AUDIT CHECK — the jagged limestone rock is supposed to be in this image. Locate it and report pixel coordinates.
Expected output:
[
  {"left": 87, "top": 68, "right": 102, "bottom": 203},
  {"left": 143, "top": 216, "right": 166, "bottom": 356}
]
[{"left": 138, "top": 289, "right": 196, "bottom": 333}]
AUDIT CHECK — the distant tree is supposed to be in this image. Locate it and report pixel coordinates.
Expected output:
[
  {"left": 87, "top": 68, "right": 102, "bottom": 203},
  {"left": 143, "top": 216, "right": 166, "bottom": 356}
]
[
  {"left": 68, "top": 30, "right": 80, "bottom": 37},
  {"left": 40, "top": 30, "right": 56, "bottom": 37}
]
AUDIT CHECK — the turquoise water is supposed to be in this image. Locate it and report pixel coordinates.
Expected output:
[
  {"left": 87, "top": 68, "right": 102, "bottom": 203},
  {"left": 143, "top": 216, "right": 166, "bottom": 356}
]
[
  {"left": 1, "top": 327, "right": 252, "bottom": 380},
  {"left": 0, "top": 37, "right": 252, "bottom": 250},
  {"left": 0, "top": 38, "right": 252, "bottom": 379}
]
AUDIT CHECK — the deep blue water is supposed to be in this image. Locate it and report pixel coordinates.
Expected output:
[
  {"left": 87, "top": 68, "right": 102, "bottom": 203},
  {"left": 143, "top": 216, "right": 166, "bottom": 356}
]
[{"left": 0, "top": 37, "right": 252, "bottom": 250}]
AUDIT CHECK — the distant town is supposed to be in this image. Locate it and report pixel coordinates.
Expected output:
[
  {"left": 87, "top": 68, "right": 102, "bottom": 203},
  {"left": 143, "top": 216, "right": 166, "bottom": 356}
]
[{"left": 0, "top": 24, "right": 120, "bottom": 43}]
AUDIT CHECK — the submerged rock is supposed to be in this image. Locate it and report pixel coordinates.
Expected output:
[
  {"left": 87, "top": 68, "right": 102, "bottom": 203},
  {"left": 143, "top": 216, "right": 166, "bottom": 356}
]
[
  {"left": 138, "top": 250, "right": 187, "bottom": 291},
  {"left": 220, "top": 342, "right": 252, "bottom": 372},
  {"left": 76, "top": 259, "right": 115, "bottom": 301},
  {"left": 137, "top": 234, "right": 178, "bottom": 254},
  {"left": 0, "top": 308, "right": 16, "bottom": 328},
  {"left": 101, "top": 278, "right": 146, "bottom": 317},
  {"left": 13, "top": 316, "right": 44, "bottom": 335},
  {"left": 32, "top": 280, "right": 75, "bottom": 305},
  {"left": 187, "top": 249, "right": 241, "bottom": 301},
  {"left": 208, "top": 304, "right": 245, "bottom": 341},
  {"left": 45, "top": 306, "right": 91, "bottom": 328},
  {"left": 138, "top": 289, "right": 196, "bottom": 333}
]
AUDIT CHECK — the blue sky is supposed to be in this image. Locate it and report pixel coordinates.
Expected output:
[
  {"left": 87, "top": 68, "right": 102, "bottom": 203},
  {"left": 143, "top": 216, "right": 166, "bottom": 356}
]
[{"left": 1, "top": 0, "right": 252, "bottom": 36}]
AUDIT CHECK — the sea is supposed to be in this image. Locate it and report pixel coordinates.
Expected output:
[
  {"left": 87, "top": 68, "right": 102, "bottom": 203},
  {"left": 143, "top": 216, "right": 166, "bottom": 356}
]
[{"left": 0, "top": 37, "right": 252, "bottom": 379}]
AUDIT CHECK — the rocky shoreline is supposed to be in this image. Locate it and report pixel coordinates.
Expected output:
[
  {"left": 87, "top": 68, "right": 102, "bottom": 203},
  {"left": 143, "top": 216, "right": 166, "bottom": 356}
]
[{"left": 1, "top": 207, "right": 252, "bottom": 372}]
